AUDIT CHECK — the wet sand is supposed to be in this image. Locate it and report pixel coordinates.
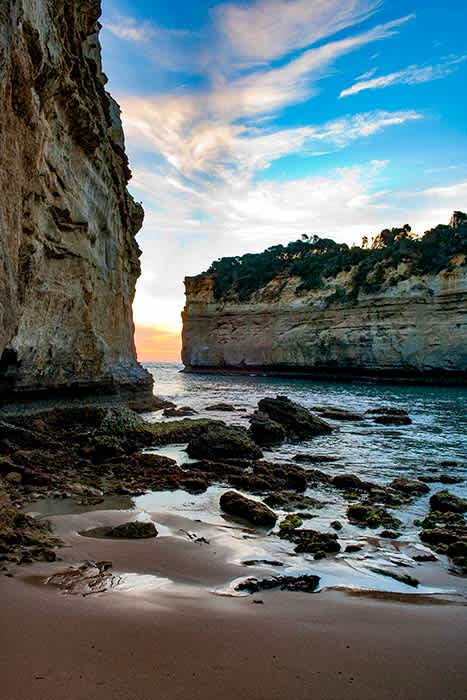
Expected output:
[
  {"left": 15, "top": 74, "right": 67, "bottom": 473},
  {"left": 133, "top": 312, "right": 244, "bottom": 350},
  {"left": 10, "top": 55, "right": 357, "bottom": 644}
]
[{"left": 1, "top": 508, "right": 467, "bottom": 700}]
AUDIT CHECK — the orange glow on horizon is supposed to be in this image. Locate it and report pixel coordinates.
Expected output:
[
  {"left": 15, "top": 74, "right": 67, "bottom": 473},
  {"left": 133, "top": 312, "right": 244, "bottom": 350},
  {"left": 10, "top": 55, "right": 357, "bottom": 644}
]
[{"left": 135, "top": 324, "right": 181, "bottom": 363}]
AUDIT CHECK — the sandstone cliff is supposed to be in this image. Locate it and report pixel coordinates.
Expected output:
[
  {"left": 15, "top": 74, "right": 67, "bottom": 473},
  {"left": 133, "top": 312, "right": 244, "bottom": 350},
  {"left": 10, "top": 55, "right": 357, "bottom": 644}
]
[
  {"left": 182, "top": 215, "right": 467, "bottom": 382},
  {"left": 0, "top": 0, "right": 152, "bottom": 397}
]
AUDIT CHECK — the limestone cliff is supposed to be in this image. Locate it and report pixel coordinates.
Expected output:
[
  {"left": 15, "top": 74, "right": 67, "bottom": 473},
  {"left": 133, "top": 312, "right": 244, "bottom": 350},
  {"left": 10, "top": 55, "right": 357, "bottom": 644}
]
[
  {"left": 0, "top": 0, "right": 152, "bottom": 396},
  {"left": 182, "top": 215, "right": 467, "bottom": 382}
]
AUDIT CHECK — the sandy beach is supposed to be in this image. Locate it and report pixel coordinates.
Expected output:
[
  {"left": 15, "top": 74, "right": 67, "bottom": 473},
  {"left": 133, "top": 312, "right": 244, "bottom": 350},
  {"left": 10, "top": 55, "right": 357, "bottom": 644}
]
[{"left": 1, "top": 505, "right": 466, "bottom": 700}]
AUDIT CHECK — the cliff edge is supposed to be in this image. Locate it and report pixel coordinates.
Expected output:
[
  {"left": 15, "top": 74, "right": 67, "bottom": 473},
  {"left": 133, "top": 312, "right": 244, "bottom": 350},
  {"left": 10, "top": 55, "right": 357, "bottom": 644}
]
[
  {"left": 182, "top": 213, "right": 467, "bottom": 383},
  {"left": 0, "top": 0, "right": 152, "bottom": 397}
]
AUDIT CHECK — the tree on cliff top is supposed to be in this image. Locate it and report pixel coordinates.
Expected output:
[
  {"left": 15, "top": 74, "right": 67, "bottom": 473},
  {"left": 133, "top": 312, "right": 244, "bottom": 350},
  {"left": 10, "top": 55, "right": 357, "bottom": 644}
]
[{"left": 207, "top": 212, "right": 467, "bottom": 302}]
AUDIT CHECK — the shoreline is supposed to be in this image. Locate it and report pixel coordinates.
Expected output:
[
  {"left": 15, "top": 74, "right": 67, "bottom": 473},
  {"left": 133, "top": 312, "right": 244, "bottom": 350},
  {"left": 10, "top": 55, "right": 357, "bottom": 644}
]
[
  {"left": 1, "top": 511, "right": 467, "bottom": 700},
  {"left": 181, "top": 365, "right": 467, "bottom": 387}
]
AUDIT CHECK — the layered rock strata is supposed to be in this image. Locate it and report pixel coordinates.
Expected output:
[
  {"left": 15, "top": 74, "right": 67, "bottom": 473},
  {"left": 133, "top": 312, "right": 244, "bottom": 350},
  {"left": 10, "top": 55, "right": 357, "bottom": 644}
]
[
  {"left": 182, "top": 250, "right": 467, "bottom": 383},
  {"left": 0, "top": 0, "right": 152, "bottom": 397}
]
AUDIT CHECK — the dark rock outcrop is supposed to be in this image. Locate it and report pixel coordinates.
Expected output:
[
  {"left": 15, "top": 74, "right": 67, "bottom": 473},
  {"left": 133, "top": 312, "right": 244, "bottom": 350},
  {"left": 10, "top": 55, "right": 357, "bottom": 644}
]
[
  {"left": 219, "top": 491, "right": 277, "bottom": 527},
  {"left": 256, "top": 396, "right": 332, "bottom": 441},
  {"left": 187, "top": 424, "right": 262, "bottom": 461}
]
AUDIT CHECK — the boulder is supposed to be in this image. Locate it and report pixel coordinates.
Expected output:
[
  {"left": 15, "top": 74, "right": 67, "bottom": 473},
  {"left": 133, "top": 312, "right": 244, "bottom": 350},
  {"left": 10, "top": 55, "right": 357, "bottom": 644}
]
[
  {"left": 429, "top": 490, "right": 467, "bottom": 514},
  {"left": 219, "top": 491, "right": 277, "bottom": 527},
  {"left": 248, "top": 410, "right": 286, "bottom": 446},
  {"left": 257, "top": 396, "right": 332, "bottom": 440},
  {"left": 187, "top": 425, "right": 262, "bottom": 461},
  {"left": 390, "top": 477, "right": 430, "bottom": 497}
]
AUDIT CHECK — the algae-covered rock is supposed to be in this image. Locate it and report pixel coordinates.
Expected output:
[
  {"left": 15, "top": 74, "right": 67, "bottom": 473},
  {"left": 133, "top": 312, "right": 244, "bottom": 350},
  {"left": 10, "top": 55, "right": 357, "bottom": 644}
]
[
  {"left": 347, "top": 502, "right": 401, "bottom": 529},
  {"left": 279, "top": 525, "right": 341, "bottom": 555},
  {"left": 220, "top": 491, "right": 276, "bottom": 527},
  {"left": 187, "top": 424, "right": 262, "bottom": 460},
  {"left": 279, "top": 513, "right": 303, "bottom": 534}
]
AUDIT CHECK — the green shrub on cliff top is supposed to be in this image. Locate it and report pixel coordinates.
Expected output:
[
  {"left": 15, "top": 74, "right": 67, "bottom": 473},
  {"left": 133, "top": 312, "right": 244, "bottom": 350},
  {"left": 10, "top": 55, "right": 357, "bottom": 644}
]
[{"left": 206, "top": 212, "right": 467, "bottom": 302}]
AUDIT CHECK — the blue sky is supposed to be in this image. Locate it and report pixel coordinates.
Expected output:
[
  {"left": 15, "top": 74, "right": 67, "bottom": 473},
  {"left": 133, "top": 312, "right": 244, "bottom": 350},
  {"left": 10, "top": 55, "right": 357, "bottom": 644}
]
[{"left": 99, "top": 0, "right": 467, "bottom": 343}]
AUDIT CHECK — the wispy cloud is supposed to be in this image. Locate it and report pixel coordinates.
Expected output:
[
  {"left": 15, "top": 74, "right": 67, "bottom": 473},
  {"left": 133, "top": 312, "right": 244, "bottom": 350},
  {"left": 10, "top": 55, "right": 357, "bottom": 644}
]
[
  {"left": 340, "top": 55, "right": 466, "bottom": 97},
  {"left": 214, "top": 0, "right": 384, "bottom": 65},
  {"left": 106, "top": 15, "right": 158, "bottom": 43}
]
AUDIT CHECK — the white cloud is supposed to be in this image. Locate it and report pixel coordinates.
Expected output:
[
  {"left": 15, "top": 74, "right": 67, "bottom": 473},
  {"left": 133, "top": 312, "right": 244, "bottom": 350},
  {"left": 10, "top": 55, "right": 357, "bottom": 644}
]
[
  {"left": 340, "top": 55, "right": 466, "bottom": 97},
  {"left": 106, "top": 15, "right": 157, "bottom": 43},
  {"left": 214, "top": 0, "right": 384, "bottom": 64}
]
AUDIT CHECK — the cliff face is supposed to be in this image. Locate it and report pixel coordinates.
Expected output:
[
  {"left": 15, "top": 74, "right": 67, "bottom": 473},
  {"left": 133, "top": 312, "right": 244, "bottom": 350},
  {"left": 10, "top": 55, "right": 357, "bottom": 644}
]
[
  {"left": 0, "top": 0, "right": 152, "bottom": 396},
  {"left": 182, "top": 251, "right": 467, "bottom": 381}
]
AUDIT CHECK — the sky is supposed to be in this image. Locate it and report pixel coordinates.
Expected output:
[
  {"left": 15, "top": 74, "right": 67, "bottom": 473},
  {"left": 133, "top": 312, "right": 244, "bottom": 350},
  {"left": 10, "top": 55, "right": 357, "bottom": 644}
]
[{"left": 99, "top": 0, "right": 467, "bottom": 362}]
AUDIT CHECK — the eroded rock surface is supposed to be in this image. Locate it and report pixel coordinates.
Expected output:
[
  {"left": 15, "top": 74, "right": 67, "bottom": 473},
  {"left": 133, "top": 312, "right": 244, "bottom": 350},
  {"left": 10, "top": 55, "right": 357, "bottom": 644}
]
[{"left": 0, "top": 0, "right": 151, "bottom": 397}]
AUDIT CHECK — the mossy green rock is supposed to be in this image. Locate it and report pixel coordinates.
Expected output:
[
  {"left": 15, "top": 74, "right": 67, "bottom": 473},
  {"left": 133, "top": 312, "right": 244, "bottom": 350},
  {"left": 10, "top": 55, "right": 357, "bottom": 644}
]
[
  {"left": 347, "top": 502, "right": 401, "bottom": 529},
  {"left": 220, "top": 491, "right": 276, "bottom": 527},
  {"left": 187, "top": 424, "right": 263, "bottom": 460}
]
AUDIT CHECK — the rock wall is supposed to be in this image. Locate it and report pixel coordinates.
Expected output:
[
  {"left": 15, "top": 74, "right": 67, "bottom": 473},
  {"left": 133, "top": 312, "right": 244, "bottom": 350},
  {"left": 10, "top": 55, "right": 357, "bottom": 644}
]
[
  {"left": 182, "top": 266, "right": 467, "bottom": 382},
  {"left": 0, "top": 0, "right": 152, "bottom": 396}
]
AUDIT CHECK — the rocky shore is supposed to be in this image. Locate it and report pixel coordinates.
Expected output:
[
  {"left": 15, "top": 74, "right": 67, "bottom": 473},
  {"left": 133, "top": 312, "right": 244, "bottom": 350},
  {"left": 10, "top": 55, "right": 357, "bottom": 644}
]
[{"left": 1, "top": 395, "right": 465, "bottom": 579}]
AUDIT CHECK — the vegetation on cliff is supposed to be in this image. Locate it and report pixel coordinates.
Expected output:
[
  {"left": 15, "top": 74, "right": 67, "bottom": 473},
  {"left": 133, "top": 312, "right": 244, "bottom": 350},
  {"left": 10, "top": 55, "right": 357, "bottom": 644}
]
[{"left": 207, "top": 212, "right": 467, "bottom": 302}]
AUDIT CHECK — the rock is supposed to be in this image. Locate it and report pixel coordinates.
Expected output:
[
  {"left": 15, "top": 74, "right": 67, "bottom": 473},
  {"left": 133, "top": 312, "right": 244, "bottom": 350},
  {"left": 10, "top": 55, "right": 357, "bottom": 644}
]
[
  {"left": 180, "top": 477, "right": 208, "bottom": 494},
  {"left": 332, "top": 473, "right": 372, "bottom": 492},
  {"left": 0, "top": 0, "right": 152, "bottom": 397},
  {"left": 390, "top": 478, "right": 430, "bottom": 497},
  {"left": 292, "top": 454, "right": 339, "bottom": 464},
  {"left": 248, "top": 411, "right": 286, "bottom": 446},
  {"left": 380, "top": 530, "right": 400, "bottom": 539},
  {"left": 70, "top": 483, "right": 103, "bottom": 498},
  {"left": 413, "top": 553, "right": 437, "bottom": 562},
  {"left": 330, "top": 520, "right": 343, "bottom": 531},
  {"left": 369, "top": 568, "right": 419, "bottom": 588},
  {"left": 281, "top": 528, "right": 341, "bottom": 554},
  {"left": 220, "top": 491, "right": 277, "bottom": 527},
  {"left": 439, "top": 475, "right": 463, "bottom": 484},
  {"left": 419, "top": 510, "right": 467, "bottom": 575},
  {"left": 235, "top": 574, "right": 320, "bottom": 594},
  {"left": 345, "top": 544, "right": 363, "bottom": 553},
  {"left": 127, "top": 394, "right": 175, "bottom": 413},
  {"left": 163, "top": 407, "right": 198, "bottom": 417},
  {"left": 187, "top": 424, "right": 262, "bottom": 461},
  {"left": 429, "top": 490, "right": 467, "bottom": 514},
  {"left": 264, "top": 492, "right": 325, "bottom": 511},
  {"left": 256, "top": 396, "right": 333, "bottom": 440},
  {"left": 5, "top": 472, "right": 22, "bottom": 485},
  {"left": 347, "top": 502, "right": 401, "bottom": 529},
  {"left": 205, "top": 403, "right": 236, "bottom": 412},
  {"left": 242, "top": 559, "right": 284, "bottom": 567},
  {"left": 129, "top": 396, "right": 175, "bottom": 413},
  {"left": 367, "top": 408, "right": 412, "bottom": 425},
  {"left": 313, "top": 406, "right": 364, "bottom": 421},
  {"left": 82, "top": 521, "right": 158, "bottom": 539},
  {"left": 279, "top": 513, "right": 303, "bottom": 534}
]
